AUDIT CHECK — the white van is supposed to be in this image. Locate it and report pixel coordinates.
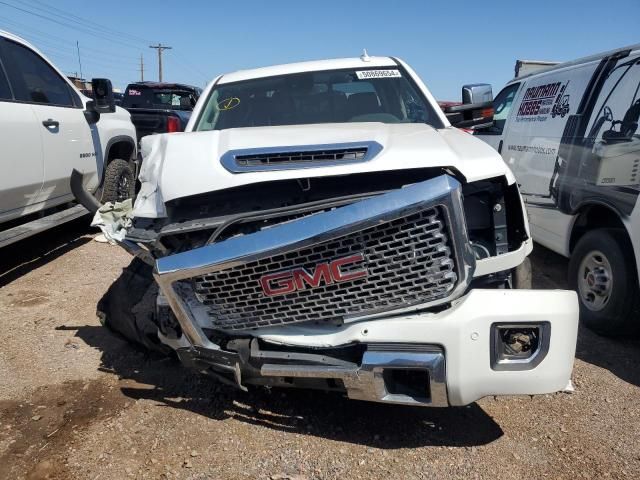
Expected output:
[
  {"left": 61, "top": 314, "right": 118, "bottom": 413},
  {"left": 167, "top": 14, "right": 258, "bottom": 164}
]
[{"left": 475, "top": 44, "right": 640, "bottom": 335}]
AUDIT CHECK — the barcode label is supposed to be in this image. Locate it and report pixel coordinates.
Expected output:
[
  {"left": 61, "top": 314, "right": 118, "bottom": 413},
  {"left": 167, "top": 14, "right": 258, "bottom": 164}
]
[{"left": 356, "top": 69, "right": 402, "bottom": 80}]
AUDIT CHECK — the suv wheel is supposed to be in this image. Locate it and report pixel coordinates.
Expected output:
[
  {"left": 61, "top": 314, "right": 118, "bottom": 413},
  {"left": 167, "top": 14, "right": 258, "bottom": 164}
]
[
  {"left": 99, "top": 158, "right": 135, "bottom": 203},
  {"left": 568, "top": 228, "right": 640, "bottom": 336}
]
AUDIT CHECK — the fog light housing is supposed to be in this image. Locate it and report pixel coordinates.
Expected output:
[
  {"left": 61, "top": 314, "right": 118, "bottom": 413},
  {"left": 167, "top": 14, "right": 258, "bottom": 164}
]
[{"left": 490, "top": 322, "right": 550, "bottom": 371}]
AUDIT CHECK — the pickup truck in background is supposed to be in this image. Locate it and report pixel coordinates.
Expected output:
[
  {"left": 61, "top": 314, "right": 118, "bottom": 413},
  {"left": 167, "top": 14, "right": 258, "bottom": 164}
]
[
  {"left": 0, "top": 30, "right": 137, "bottom": 248},
  {"left": 121, "top": 82, "right": 202, "bottom": 142}
]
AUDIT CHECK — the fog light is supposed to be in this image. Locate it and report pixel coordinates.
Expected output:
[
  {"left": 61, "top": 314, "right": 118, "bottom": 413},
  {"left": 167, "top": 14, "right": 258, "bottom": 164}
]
[{"left": 490, "top": 322, "right": 550, "bottom": 371}]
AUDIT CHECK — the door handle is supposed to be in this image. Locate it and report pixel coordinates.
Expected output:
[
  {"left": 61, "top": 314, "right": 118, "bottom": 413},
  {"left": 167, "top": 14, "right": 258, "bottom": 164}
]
[
  {"left": 42, "top": 119, "right": 59, "bottom": 128},
  {"left": 498, "top": 140, "right": 504, "bottom": 154}
]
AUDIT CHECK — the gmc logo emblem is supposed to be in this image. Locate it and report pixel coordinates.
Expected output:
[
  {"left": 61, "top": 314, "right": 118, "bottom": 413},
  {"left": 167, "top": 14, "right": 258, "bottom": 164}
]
[{"left": 260, "top": 253, "right": 368, "bottom": 297}]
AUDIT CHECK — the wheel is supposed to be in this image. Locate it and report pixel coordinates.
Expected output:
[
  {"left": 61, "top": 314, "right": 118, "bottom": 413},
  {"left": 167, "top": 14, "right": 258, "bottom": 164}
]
[
  {"left": 99, "top": 158, "right": 135, "bottom": 203},
  {"left": 512, "top": 257, "right": 532, "bottom": 289},
  {"left": 568, "top": 229, "right": 640, "bottom": 336}
]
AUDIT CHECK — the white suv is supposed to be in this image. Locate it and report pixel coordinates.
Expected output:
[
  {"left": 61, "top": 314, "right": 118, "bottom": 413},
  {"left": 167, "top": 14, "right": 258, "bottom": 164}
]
[{"left": 0, "top": 30, "right": 137, "bottom": 246}]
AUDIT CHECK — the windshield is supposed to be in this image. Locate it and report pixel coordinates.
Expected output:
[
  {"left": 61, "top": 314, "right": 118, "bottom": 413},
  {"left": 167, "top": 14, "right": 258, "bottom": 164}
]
[{"left": 195, "top": 67, "right": 443, "bottom": 131}]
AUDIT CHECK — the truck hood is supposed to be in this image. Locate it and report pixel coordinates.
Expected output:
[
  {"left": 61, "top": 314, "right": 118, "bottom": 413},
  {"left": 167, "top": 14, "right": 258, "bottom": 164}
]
[{"left": 134, "top": 122, "right": 513, "bottom": 218}]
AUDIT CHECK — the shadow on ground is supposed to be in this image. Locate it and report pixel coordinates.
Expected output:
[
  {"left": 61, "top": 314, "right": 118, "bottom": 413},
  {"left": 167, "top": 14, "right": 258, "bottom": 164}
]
[
  {"left": 70, "top": 324, "right": 503, "bottom": 449},
  {"left": 0, "top": 217, "right": 91, "bottom": 288},
  {"left": 530, "top": 243, "right": 640, "bottom": 388}
]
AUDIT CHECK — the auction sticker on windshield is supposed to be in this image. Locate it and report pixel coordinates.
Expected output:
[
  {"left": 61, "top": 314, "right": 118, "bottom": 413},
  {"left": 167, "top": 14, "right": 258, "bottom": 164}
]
[
  {"left": 218, "top": 97, "right": 241, "bottom": 111},
  {"left": 356, "top": 69, "right": 401, "bottom": 79}
]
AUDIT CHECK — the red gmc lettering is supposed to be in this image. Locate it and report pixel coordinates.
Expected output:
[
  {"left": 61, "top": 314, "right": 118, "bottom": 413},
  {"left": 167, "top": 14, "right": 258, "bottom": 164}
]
[
  {"left": 330, "top": 254, "right": 369, "bottom": 282},
  {"left": 260, "top": 253, "right": 367, "bottom": 297},
  {"left": 260, "top": 271, "right": 295, "bottom": 296},
  {"left": 294, "top": 264, "right": 331, "bottom": 290}
]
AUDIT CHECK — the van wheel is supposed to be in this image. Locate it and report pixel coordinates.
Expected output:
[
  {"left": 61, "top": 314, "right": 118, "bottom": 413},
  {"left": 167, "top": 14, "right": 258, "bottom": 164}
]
[
  {"left": 99, "top": 159, "right": 135, "bottom": 203},
  {"left": 568, "top": 229, "right": 640, "bottom": 336}
]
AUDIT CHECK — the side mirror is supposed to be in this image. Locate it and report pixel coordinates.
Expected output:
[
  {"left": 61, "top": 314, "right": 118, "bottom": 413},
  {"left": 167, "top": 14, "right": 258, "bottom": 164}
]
[
  {"left": 462, "top": 83, "right": 493, "bottom": 104},
  {"left": 444, "top": 83, "right": 494, "bottom": 129},
  {"left": 91, "top": 78, "right": 116, "bottom": 114},
  {"left": 84, "top": 101, "right": 100, "bottom": 124}
]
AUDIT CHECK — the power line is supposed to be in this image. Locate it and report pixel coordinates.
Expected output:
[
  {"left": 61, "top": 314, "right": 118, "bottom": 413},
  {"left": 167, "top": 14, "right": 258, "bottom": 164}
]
[
  {"left": 0, "top": 18, "right": 141, "bottom": 63},
  {"left": 169, "top": 54, "right": 211, "bottom": 83},
  {"left": 0, "top": 1, "right": 146, "bottom": 49},
  {"left": 23, "top": 0, "right": 154, "bottom": 44}
]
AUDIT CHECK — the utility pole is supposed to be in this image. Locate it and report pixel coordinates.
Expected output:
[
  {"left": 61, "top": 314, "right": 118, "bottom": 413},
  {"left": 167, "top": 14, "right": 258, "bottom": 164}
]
[
  {"left": 76, "top": 41, "right": 83, "bottom": 80},
  {"left": 149, "top": 43, "right": 171, "bottom": 82},
  {"left": 140, "top": 53, "right": 144, "bottom": 82}
]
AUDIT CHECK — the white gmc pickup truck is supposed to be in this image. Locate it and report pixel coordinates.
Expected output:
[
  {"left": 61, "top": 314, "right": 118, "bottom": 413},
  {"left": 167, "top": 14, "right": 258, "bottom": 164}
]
[
  {"left": 89, "top": 55, "right": 579, "bottom": 407},
  {"left": 0, "top": 31, "right": 137, "bottom": 247}
]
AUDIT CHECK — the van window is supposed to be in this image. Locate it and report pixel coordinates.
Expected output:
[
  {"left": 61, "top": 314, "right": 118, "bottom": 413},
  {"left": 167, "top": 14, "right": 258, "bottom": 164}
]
[
  {"left": 482, "top": 83, "right": 520, "bottom": 135},
  {"left": 2, "top": 39, "right": 74, "bottom": 107},
  {"left": 586, "top": 56, "right": 640, "bottom": 143}
]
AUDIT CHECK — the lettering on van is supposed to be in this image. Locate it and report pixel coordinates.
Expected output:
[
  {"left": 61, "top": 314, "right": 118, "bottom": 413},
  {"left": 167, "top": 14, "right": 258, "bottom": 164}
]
[
  {"left": 516, "top": 80, "right": 571, "bottom": 122},
  {"left": 507, "top": 144, "right": 557, "bottom": 156}
]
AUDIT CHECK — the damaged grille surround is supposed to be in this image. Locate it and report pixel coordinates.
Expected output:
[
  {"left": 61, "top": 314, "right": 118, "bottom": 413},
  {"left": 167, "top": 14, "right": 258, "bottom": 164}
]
[
  {"left": 193, "top": 207, "right": 457, "bottom": 330},
  {"left": 154, "top": 174, "right": 475, "bottom": 348}
]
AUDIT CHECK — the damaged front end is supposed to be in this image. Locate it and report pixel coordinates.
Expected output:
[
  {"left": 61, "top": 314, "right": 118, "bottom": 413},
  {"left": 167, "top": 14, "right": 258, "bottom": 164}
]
[
  {"left": 76, "top": 163, "right": 577, "bottom": 407},
  {"left": 153, "top": 174, "right": 470, "bottom": 405}
]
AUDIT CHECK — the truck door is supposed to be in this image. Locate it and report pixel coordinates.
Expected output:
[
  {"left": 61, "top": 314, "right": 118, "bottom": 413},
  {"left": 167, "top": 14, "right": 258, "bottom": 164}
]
[
  {"left": 0, "top": 42, "right": 44, "bottom": 216},
  {"left": 0, "top": 38, "right": 94, "bottom": 206},
  {"left": 474, "top": 82, "right": 521, "bottom": 153}
]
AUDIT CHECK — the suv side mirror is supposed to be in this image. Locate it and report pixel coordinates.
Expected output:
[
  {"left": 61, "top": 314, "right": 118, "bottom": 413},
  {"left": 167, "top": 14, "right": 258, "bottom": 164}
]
[
  {"left": 91, "top": 78, "right": 116, "bottom": 114},
  {"left": 444, "top": 83, "right": 494, "bottom": 129}
]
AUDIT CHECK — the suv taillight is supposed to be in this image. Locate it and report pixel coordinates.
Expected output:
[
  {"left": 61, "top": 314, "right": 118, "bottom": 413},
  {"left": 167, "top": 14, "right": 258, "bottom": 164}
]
[{"left": 167, "top": 116, "right": 180, "bottom": 133}]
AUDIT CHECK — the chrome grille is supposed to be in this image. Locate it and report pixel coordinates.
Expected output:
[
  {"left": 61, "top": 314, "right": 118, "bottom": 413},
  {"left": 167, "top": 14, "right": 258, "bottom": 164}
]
[
  {"left": 192, "top": 206, "right": 458, "bottom": 331},
  {"left": 235, "top": 147, "right": 367, "bottom": 168}
]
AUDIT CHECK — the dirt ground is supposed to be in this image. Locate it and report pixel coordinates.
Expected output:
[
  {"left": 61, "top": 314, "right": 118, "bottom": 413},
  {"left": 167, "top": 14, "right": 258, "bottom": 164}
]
[{"left": 0, "top": 219, "right": 639, "bottom": 480}]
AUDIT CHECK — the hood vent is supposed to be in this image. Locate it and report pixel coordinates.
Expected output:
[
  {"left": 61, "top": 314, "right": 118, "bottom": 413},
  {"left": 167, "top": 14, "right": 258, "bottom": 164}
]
[{"left": 220, "top": 141, "right": 383, "bottom": 173}]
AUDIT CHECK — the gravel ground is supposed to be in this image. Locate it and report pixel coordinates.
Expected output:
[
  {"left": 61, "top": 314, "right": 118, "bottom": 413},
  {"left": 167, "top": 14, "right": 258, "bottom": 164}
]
[{"left": 0, "top": 220, "right": 639, "bottom": 480}]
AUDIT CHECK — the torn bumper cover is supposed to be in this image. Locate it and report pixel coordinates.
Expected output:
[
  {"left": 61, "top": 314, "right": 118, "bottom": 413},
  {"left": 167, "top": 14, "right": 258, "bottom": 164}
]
[{"left": 145, "top": 174, "right": 579, "bottom": 406}]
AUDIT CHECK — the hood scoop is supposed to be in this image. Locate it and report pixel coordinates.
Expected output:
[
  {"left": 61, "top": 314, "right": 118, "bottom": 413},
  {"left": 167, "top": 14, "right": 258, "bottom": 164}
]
[{"left": 220, "top": 141, "right": 383, "bottom": 173}]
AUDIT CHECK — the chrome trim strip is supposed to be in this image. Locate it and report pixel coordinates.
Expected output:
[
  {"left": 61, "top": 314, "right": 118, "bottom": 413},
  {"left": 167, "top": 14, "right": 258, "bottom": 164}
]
[
  {"left": 261, "top": 348, "right": 448, "bottom": 406},
  {"left": 220, "top": 141, "right": 383, "bottom": 173},
  {"left": 153, "top": 174, "right": 475, "bottom": 346}
]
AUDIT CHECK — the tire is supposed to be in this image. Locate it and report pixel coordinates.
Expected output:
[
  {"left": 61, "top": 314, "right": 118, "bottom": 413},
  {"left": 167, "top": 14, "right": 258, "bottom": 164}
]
[
  {"left": 568, "top": 228, "right": 640, "bottom": 336},
  {"left": 512, "top": 257, "right": 532, "bottom": 289},
  {"left": 96, "top": 257, "right": 171, "bottom": 355},
  {"left": 99, "top": 158, "right": 135, "bottom": 203}
]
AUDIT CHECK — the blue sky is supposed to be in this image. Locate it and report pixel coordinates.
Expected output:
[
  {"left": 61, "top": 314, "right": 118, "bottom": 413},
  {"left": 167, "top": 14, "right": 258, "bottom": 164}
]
[{"left": 1, "top": 0, "right": 638, "bottom": 99}]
